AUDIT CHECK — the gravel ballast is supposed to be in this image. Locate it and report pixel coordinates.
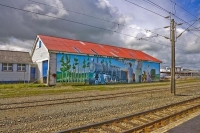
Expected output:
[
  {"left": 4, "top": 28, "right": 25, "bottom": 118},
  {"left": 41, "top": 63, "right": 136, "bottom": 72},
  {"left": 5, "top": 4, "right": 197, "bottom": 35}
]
[{"left": 0, "top": 82, "right": 200, "bottom": 133}]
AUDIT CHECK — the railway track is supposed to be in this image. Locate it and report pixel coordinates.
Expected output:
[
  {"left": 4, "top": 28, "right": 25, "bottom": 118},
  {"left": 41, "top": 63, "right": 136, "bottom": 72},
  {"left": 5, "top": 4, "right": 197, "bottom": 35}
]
[
  {"left": 0, "top": 84, "right": 199, "bottom": 110},
  {"left": 56, "top": 96, "right": 200, "bottom": 133}
]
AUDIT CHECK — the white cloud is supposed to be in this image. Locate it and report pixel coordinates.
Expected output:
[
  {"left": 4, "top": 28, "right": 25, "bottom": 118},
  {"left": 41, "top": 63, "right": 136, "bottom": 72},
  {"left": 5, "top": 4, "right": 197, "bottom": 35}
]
[
  {"left": 0, "top": 37, "right": 33, "bottom": 52},
  {"left": 1, "top": 0, "right": 200, "bottom": 70},
  {"left": 96, "top": 0, "right": 110, "bottom": 9},
  {"left": 23, "top": 0, "right": 68, "bottom": 20},
  {"left": 24, "top": 4, "right": 43, "bottom": 12}
]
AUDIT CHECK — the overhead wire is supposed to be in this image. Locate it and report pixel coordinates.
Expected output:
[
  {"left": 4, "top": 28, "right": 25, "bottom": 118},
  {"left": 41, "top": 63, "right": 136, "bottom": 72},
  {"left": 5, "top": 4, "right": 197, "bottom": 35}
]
[
  {"left": 170, "top": 0, "right": 197, "bottom": 19},
  {"left": 124, "top": 0, "right": 168, "bottom": 18},
  {"left": 26, "top": 0, "right": 199, "bottom": 55},
  {"left": 143, "top": 0, "right": 200, "bottom": 32},
  {"left": 0, "top": 3, "right": 172, "bottom": 50},
  {"left": 142, "top": 0, "right": 200, "bottom": 40},
  {"left": 135, "top": 0, "right": 200, "bottom": 55},
  {"left": 29, "top": 0, "right": 200, "bottom": 55},
  {"left": 28, "top": 0, "right": 168, "bottom": 40},
  {"left": 176, "top": 17, "right": 200, "bottom": 38},
  {"left": 1, "top": 1, "right": 199, "bottom": 66}
]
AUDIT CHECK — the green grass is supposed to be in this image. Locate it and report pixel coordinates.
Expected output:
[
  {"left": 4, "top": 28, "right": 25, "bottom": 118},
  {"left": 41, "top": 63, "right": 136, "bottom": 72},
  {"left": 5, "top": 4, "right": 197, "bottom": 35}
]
[{"left": 0, "top": 78, "right": 200, "bottom": 99}]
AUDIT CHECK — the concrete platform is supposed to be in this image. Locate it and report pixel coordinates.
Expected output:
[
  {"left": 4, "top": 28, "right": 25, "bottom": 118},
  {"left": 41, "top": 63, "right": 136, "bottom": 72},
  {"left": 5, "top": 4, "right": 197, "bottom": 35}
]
[
  {"left": 151, "top": 111, "right": 200, "bottom": 133},
  {"left": 168, "top": 115, "right": 200, "bottom": 133}
]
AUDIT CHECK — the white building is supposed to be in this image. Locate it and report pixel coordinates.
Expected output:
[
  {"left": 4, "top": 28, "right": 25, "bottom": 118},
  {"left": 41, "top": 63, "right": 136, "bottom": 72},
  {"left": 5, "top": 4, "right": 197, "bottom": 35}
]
[
  {"left": 0, "top": 50, "right": 33, "bottom": 83},
  {"left": 30, "top": 35, "right": 161, "bottom": 86}
]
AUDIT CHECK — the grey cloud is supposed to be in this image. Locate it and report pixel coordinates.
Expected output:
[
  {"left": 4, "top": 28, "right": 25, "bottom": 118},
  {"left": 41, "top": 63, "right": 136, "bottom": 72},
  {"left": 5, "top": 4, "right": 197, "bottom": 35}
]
[{"left": 0, "top": 0, "right": 200, "bottom": 70}]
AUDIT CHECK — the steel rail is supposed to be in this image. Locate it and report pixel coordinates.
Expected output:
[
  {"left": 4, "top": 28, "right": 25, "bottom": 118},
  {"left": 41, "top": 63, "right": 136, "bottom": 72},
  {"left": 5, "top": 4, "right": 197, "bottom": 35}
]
[
  {"left": 1, "top": 84, "right": 198, "bottom": 106},
  {"left": 0, "top": 84, "right": 199, "bottom": 110},
  {"left": 1, "top": 84, "right": 199, "bottom": 110},
  {"left": 56, "top": 96, "right": 200, "bottom": 133},
  {"left": 122, "top": 104, "right": 200, "bottom": 133}
]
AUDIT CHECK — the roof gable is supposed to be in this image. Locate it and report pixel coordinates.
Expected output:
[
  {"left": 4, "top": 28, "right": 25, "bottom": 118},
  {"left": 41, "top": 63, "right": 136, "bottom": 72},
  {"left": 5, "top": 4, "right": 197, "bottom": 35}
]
[{"left": 38, "top": 35, "right": 161, "bottom": 63}]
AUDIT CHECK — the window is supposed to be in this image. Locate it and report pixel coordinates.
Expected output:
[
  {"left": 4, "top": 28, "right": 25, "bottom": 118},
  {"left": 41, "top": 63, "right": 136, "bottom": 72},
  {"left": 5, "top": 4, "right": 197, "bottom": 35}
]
[
  {"left": 36, "top": 40, "right": 42, "bottom": 49},
  {"left": 39, "top": 41, "right": 42, "bottom": 48},
  {"left": 2, "top": 63, "right": 13, "bottom": 71},
  {"left": 17, "top": 64, "right": 26, "bottom": 71}
]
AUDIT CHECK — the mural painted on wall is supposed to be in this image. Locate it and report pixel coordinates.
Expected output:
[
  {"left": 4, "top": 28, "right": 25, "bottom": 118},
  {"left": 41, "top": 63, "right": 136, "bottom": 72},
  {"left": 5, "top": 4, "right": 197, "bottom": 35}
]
[{"left": 56, "top": 53, "right": 160, "bottom": 84}]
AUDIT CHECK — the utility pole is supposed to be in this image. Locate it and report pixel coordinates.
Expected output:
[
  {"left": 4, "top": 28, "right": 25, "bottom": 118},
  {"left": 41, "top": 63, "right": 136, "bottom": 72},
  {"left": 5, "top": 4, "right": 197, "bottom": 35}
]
[{"left": 171, "top": 19, "right": 176, "bottom": 95}]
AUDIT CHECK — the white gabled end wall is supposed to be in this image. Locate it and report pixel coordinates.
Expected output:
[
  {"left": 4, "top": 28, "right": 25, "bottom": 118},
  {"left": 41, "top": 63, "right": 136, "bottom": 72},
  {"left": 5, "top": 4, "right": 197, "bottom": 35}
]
[{"left": 31, "top": 36, "right": 49, "bottom": 83}]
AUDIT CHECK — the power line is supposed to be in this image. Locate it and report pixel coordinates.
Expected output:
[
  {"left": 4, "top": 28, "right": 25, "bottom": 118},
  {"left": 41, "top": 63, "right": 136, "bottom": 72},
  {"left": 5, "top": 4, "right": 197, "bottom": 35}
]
[
  {"left": 28, "top": 0, "right": 120, "bottom": 26},
  {"left": 124, "top": 0, "right": 168, "bottom": 18},
  {"left": 176, "top": 24, "right": 200, "bottom": 38},
  {"left": 143, "top": 0, "right": 170, "bottom": 14},
  {"left": 0, "top": 3, "right": 171, "bottom": 49},
  {"left": 28, "top": 0, "right": 168, "bottom": 40},
  {"left": 170, "top": 0, "right": 197, "bottom": 19},
  {"left": 142, "top": 0, "right": 200, "bottom": 34},
  {"left": 131, "top": 1, "right": 200, "bottom": 54},
  {"left": 0, "top": 2, "right": 198, "bottom": 56},
  {"left": 177, "top": 18, "right": 200, "bottom": 38}
]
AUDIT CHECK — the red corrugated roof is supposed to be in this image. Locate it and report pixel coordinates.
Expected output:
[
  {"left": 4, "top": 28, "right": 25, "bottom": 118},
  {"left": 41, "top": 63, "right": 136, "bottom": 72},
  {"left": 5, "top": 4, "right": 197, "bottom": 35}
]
[{"left": 38, "top": 35, "right": 161, "bottom": 63}]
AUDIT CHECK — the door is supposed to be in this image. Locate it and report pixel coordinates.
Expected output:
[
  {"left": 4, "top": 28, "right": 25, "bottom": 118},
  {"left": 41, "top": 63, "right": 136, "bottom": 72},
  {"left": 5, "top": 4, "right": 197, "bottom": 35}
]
[
  {"left": 30, "top": 67, "right": 36, "bottom": 79},
  {"left": 42, "top": 60, "right": 48, "bottom": 83}
]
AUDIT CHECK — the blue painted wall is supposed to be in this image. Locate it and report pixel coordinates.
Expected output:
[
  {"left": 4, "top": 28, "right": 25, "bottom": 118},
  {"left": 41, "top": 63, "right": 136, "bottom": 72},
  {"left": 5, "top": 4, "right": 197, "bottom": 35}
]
[{"left": 56, "top": 53, "right": 160, "bottom": 84}]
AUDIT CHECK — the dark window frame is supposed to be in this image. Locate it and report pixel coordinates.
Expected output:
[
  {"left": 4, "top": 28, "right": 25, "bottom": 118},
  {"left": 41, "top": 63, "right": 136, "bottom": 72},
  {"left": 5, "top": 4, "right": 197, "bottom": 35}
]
[
  {"left": 2, "top": 63, "right": 13, "bottom": 71},
  {"left": 17, "top": 64, "right": 26, "bottom": 72}
]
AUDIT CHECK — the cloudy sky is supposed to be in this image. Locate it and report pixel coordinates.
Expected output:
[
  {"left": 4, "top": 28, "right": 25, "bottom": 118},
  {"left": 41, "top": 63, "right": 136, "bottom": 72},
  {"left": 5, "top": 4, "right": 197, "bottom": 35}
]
[{"left": 0, "top": 0, "right": 200, "bottom": 69}]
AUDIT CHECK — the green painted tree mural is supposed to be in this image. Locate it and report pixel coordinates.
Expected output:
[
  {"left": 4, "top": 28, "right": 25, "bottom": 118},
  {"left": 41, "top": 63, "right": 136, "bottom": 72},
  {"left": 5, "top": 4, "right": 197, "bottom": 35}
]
[
  {"left": 82, "top": 59, "right": 86, "bottom": 81},
  {"left": 86, "top": 56, "right": 90, "bottom": 78},
  {"left": 73, "top": 57, "right": 79, "bottom": 82},
  {"left": 59, "top": 54, "right": 71, "bottom": 83},
  {"left": 60, "top": 54, "right": 65, "bottom": 82},
  {"left": 65, "top": 55, "right": 71, "bottom": 82}
]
